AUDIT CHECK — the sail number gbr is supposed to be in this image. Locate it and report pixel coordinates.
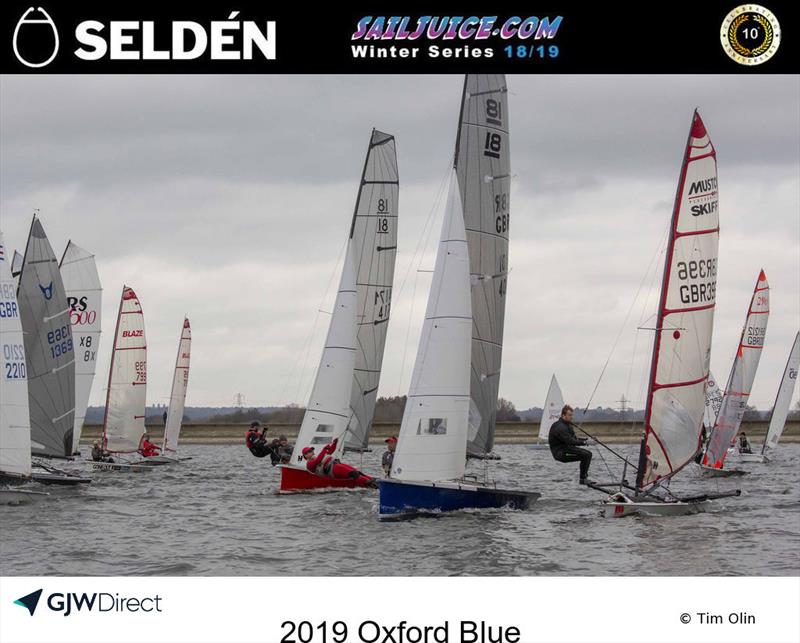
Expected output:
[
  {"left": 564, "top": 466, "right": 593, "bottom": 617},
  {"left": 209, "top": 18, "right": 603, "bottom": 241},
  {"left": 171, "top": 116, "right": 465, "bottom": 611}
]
[{"left": 676, "top": 258, "right": 716, "bottom": 305}]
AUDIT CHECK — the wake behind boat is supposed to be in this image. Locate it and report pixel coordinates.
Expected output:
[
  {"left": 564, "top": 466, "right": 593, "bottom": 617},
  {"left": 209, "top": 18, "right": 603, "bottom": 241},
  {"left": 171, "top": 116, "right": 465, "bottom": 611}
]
[{"left": 379, "top": 75, "right": 540, "bottom": 520}]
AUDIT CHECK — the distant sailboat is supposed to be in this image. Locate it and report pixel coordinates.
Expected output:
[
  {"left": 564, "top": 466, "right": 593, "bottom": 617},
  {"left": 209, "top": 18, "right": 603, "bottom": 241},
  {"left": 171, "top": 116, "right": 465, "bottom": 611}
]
[
  {"left": 59, "top": 241, "right": 102, "bottom": 456},
  {"left": 531, "top": 374, "right": 563, "bottom": 449},
  {"left": 280, "top": 130, "right": 398, "bottom": 492},
  {"left": 159, "top": 317, "right": 191, "bottom": 461},
  {"left": 379, "top": 75, "right": 540, "bottom": 519},
  {"left": 0, "top": 232, "right": 48, "bottom": 504},
  {"left": 596, "top": 111, "right": 739, "bottom": 516},
  {"left": 94, "top": 286, "right": 151, "bottom": 472},
  {"left": 17, "top": 216, "right": 89, "bottom": 485},
  {"left": 760, "top": 332, "right": 800, "bottom": 461},
  {"left": 701, "top": 271, "right": 769, "bottom": 474}
]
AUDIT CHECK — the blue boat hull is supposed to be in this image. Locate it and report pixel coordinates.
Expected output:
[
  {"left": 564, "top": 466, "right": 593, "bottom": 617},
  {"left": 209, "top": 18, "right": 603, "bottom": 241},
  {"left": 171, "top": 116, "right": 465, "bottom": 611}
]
[{"left": 379, "top": 479, "right": 540, "bottom": 519}]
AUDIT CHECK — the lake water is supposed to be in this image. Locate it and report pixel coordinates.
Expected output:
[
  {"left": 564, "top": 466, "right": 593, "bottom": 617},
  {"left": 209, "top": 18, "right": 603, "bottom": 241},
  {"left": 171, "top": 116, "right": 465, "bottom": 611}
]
[{"left": 1, "top": 443, "right": 798, "bottom": 576}]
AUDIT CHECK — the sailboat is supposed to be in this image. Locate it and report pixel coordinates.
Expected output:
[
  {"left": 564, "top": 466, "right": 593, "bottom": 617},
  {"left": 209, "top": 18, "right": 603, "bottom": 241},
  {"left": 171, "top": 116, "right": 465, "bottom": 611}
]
[
  {"left": 701, "top": 271, "right": 769, "bottom": 474},
  {"left": 530, "top": 374, "right": 563, "bottom": 450},
  {"left": 59, "top": 241, "right": 102, "bottom": 456},
  {"left": 0, "top": 232, "right": 48, "bottom": 504},
  {"left": 16, "top": 216, "right": 90, "bottom": 485},
  {"left": 280, "top": 129, "right": 398, "bottom": 492},
  {"left": 759, "top": 332, "right": 800, "bottom": 461},
  {"left": 94, "top": 285, "right": 151, "bottom": 472},
  {"left": 379, "top": 75, "right": 540, "bottom": 519},
  {"left": 596, "top": 111, "right": 739, "bottom": 517},
  {"left": 157, "top": 317, "right": 192, "bottom": 463}
]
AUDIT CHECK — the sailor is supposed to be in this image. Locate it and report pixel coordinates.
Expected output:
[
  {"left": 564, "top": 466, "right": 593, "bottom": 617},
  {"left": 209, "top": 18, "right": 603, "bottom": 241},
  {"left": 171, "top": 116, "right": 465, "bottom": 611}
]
[
  {"left": 277, "top": 435, "right": 293, "bottom": 463},
  {"left": 382, "top": 436, "right": 397, "bottom": 477},
  {"left": 90, "top": 440, "right": 114, "bottom": 463},
  {"left": 694, "top": 426, "right": 708, "bottom": 464},
  {"left": 548, "top": 405, "right": 593, "bottom": 485},
  {"left": 245, "top": 421, "right": 271, "bottom": 458},
  {"left": 738, "top": 431, "right": 753, "bottom": 454},
  {"left": 302, "top": 438, "right": 377, "bottom": 488},
  {"left": 162, "top": 410, "right": 168, "bottom": 426},
  {"left": 139, "top": 433, "right": 161, "bottom": 457}
]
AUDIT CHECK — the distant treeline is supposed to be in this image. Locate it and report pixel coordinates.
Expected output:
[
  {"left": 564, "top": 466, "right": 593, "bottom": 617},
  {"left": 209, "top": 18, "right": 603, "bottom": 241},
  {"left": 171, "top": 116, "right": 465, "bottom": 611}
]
[{"left": 85, "top": 399, "right": 799, "bottom": 425}]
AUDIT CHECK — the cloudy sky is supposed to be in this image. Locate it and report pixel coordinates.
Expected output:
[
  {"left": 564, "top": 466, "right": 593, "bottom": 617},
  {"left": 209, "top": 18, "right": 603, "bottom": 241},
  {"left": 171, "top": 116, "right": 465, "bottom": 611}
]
[{"left": 1, "top": 74, "right": 798, "bottom": 411}]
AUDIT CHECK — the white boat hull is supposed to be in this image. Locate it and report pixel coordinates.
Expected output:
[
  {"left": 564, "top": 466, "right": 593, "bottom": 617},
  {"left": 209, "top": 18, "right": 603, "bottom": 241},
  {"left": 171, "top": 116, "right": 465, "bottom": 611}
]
[
  {"left": 699, "top": 464, "right": 747, "bottom": 478},
  {"left": 731, "top": 453, "right": 765, "bottom": 464},
  {"left": 0, "top": 487, "right": 49, "bottom": 505},
  {"left": 602, "top": 492, "right": 710, "bottom": 518},
  {"left": 91, "top": 461, "right": 153, "bottom": 473}
]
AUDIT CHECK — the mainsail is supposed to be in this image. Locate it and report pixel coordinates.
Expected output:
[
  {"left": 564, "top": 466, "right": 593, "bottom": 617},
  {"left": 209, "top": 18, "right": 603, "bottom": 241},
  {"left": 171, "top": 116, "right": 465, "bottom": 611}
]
[
  {"left": 762, "top": 332, "right": 800, "bottom": 454},
  {"left": 163, "top": 317, "right": 191, "bottom": 454},
  {"left": 539, "top": 375, "right": 564, "bottom": 441},
  {"left": 703, "top": 371, "right": 723, "bottom": 429},
  {"left": 0, "top": 232, "right": 31, "bottom": 478},
  {"left": 291, "top": 250, "right": 357, "bottom": 464},
  {"left": 59, "top": 241, "right": 102, "bottom": 454},
  {"left": 103, "top": 286, "right": 147, "bottom": 453},
  {"left": 16, "top": 216, "right": 76, "bottom": 458},
  {"left": 703, "top": 271, "right": 769, "bottom": 469},
  {"left": 391, "top": 172, "right": 472, "bottom": 482},
  {"left": 637, "top": 111, "right": 719, "bottom": 489},
  {"left": 344, "top": 129, "right": 399, "bottom": 452},
  {"left": 455, "top": 75, "right": 511, "bottom": 458}
]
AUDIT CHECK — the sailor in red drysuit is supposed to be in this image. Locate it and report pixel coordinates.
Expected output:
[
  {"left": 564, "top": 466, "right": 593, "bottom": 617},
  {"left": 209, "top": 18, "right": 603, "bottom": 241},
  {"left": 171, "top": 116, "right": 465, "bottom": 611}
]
[
  {"left": 139, "top": 434, "right": 161, "bottom": 457},
  {"left": 301, "top": 438, "right": 376, "bottom": 487}
]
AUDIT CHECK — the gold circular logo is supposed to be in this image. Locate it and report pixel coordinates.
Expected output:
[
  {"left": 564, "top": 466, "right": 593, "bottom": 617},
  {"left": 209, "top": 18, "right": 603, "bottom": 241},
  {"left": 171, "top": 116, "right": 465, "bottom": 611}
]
[{"left": 721, "top": 5, "right": 781, "bottom": 65}]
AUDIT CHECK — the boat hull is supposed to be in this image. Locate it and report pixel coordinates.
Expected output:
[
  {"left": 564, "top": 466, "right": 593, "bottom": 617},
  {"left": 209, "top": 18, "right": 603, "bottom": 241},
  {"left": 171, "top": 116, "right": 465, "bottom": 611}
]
[
  {"left": 91, "top": 461, "right": 153, "bottom": 473},
  {"left": 602, "top": 492, "right": 709, "bottom": 518},
  {"left": 30, "top": 471, "right": 91, "bottom": 485},
  {"left": 699, "top": 464, "right": 747, "bottom": 478},
  {"left": 278, "top": 465, "right": 369, "bottom": 493},
  {"left": 729, "top": 453, "right": 765, "bottom": 464},
  {"left": 379, "top": 478, "right": 540, "bottom": 519}
]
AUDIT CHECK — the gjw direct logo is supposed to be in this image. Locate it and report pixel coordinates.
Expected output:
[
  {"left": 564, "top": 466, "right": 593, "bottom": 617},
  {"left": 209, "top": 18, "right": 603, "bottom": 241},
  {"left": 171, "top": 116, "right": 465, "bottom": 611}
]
[
  {"left": 14, "top": 588, "right": 164, "bottom": 617},
  {"left": 12, "top": 6, "right": 276, "bottom": 68}
]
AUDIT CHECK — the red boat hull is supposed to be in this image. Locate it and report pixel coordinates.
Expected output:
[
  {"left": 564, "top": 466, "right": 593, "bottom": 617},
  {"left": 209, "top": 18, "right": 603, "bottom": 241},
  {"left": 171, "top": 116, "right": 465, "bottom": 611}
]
[{"left": 279, "top": 466, "right": 367, "bottom": 493}]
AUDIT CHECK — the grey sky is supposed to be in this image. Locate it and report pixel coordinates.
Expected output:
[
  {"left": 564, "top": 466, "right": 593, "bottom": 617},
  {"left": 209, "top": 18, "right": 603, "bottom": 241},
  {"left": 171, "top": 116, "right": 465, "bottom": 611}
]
[{"left": 1, "top": 74, "right": 798, "bottom": 411}]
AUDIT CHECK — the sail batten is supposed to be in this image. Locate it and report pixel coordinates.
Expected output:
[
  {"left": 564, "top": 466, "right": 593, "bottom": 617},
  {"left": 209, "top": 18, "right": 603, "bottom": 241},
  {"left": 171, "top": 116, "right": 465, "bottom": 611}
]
[
  {"left": 163, "top": 317, "right": 191, "bottom": 454},
  {"left": 103, "top": 286, "right": 147, "bottom": 453},
  {"left": 16, "top": 217, "right": 76, "bottom": 458},
  {"left": 344, "top": 129, "right": 399, "bottom": 452},
  {"left": 703, "top": 271, "right": 770, "bottom": 469},
  {"left": 0, "top": 232, "right": 32, "bottom": 477},
  {"left": 59, "top": 241, "right": 102, "bottom": 454},
  {"left": 455, "top": 75, "right": 511, "bottom": 457},
  {"left": 637, "top": 111, "right": 719, "bottom": 489}
]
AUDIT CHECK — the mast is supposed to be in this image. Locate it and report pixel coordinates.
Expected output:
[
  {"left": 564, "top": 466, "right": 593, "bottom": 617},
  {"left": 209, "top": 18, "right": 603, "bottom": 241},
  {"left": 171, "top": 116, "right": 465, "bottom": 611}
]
[
  {"left": 637, "top": 111, "right": 719, "bottom": 489},
  {"left": 454, "top": 75, "right": 511, "bottom": 458},
  {"left": 344, "top": 129, "right": 399, "bottom": 452},
  {"left": 703, "top": 270, "right": 769, "bottom": 469}
]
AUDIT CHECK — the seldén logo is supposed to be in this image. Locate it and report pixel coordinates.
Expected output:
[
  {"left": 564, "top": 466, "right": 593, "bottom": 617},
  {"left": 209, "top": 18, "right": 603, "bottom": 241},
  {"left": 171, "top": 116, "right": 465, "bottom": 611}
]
[
  {"left": 13, "top": 588, "right": 164, "bottom": 617},
  {"left": 12, "top": 7, "right": 276, "bottom": 69},
  {"left": 14, "top": 589, "right": 43, "bottom": 616}
]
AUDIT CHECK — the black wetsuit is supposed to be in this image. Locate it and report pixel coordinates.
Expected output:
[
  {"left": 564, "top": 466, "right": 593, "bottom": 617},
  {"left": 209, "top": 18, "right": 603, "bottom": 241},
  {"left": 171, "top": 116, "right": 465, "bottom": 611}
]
[
  {"left": 246, "top": 431, "right": 272, "bottom": 458},
  {"left": 548, "top": 419, "right": 592, "bottom": 481}
]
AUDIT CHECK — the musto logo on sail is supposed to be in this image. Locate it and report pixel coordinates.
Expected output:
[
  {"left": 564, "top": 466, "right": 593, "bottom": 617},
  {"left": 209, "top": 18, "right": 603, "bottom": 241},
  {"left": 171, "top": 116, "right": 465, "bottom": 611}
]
[{"left": 14, "top": 589, "right": 163, "bottom": 617}]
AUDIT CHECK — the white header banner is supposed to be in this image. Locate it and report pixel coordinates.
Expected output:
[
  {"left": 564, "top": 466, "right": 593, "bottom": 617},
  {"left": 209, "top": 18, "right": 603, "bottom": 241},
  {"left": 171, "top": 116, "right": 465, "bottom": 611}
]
[{"left": 0, "top": 576, "right": 798, "bottom": 643}]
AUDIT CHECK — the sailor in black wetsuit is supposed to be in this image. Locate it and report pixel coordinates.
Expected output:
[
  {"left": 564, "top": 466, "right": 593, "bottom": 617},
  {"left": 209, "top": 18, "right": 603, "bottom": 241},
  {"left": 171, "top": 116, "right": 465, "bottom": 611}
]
[{"left": 548, "top": 405, "right": 593, "bottom": 485}]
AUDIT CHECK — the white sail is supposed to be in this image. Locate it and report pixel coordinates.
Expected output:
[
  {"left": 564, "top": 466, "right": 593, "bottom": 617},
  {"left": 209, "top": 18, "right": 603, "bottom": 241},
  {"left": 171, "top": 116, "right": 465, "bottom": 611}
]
[
  {"left": 0, "top": 233, "right": 31, "bottom": 478},
  {"left": 391, "top": 172, "right": 472, "bottom": 482},
  {"left": 59, "top": 241, "right": 102, "bottom": 454},
  {"left": 703, "top": 371, "right": 723, "bottom": 429},
  {"left": 539, "top": 375, "right": 564, "bottom": 441},
  {"left": 703, "top": 271, "right": 769, "bottom": 469},
  {"left": 162, "top": 317, "right": 191, "bottom": 454},
  {"left": 344, "top": 129, "right": 400, "bottom": 452},
  {"left": 11, "top": 250, "right": 23, "bottom": 277},
  {"left": 762, "top": 332, "right": 800, "bottom": 453},
  {"left": 291, "top": 249, "right": 357, "bottom": 464},
  {"left": 456, "top": 75, "right": 511, "bottom": 458},
  {"left": 103, "top": 286, "right": 147, "bottom": 453},
  {"left": 16, "top": 216, "right": 76, "bottom": 458},
  {"left": 638, "top": 111, "right": 719, "bottom": 488}
]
